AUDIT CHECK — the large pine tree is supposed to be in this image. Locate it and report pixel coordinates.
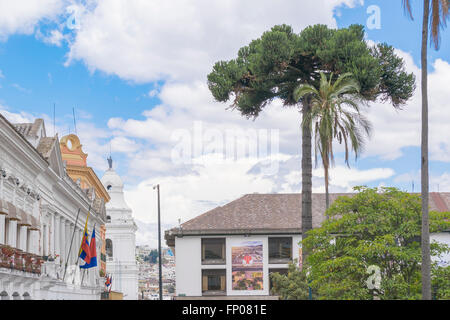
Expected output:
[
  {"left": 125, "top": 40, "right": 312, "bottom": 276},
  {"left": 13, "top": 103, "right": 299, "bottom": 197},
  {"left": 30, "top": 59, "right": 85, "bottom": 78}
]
[{"left": 207, "top": 24, "right": 415, "bottom": 265}]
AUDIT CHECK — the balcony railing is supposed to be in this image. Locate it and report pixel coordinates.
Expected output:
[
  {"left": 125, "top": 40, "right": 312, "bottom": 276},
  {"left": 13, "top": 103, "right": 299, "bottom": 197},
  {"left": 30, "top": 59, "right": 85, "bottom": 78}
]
[{"left": 0, "top": 244, "right": 43, "bottom": 275}]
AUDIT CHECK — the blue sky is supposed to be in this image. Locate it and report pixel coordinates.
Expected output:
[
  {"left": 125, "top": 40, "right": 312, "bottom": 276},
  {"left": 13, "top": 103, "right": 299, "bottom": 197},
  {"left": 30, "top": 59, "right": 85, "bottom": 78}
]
[{"left": 0, "top": 0, "right": 449, "bottom": 244}]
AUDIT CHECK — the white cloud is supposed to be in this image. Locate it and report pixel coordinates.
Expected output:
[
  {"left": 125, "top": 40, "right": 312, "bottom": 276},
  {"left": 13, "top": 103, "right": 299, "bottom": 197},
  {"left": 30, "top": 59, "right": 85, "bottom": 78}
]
[
  {"left": 41, "top": 29, "right": 65, "bottom": 47},
  {"left": 0, "top": 104, "right": 34, "bottom": 123},
  {"left": 363, "top": 53, "right": 450, "bottom": 163},
  {"left": 280, "top": 166, "right": 395, "bottom": 194},
  {"left": 2, "top": 0, "right": 448, "bottom": 237},
  {"left": 125, "top": 154, "right": 279, "bottom": 225},
  {"left": 66, "top": 0, "right": 362, "bottom": 82},
  {"left": 0, "top": 0, "right": 64, "bottom": 41},
  {"left": 110, "top": 136, "right": 140, "bottom": 153}
]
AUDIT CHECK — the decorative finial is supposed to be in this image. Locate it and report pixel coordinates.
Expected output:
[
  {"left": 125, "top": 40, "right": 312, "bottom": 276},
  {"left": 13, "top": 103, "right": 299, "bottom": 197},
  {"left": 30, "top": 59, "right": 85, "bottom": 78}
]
[{"left": 107, "top": 156, "right": 113, "bottom": 169}]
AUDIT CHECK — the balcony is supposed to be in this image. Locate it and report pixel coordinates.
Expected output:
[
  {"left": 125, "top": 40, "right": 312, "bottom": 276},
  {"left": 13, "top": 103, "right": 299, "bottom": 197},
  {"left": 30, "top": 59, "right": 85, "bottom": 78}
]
[{"left": 0, "top": 244, "right": 42, "bottom": 275}]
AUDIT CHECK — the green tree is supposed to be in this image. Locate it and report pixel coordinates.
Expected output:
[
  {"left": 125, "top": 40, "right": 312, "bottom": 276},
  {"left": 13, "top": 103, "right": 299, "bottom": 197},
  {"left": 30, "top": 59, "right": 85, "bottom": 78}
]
[
  {"left": 299, "top": 186, "right": 450, "bottom": 300},
  {"left": 294, "top": 72, "right": 371, "bottom": 209},
  {"left": 207, "top": 24, "right": 415, "bottom": 265},
  {"left": 432, "top": 265, "right": 450, "bottom": 299},
  {"left": 270, "top": 263, "right": 311, "bottom": 300},
  {"left": 402, "top": 0, "right": 449, "bottom": 300}
]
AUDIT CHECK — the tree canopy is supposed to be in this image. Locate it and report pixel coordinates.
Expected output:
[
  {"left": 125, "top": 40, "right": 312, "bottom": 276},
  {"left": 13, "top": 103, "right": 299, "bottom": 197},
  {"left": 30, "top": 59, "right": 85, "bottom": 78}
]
[{"left": 207, "top": 24, "right": 415, "bottom": 116}]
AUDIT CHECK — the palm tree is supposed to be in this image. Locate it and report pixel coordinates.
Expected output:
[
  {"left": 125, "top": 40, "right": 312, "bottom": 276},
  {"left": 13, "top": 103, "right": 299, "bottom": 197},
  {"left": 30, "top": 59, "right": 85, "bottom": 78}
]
[
  {"left": 402, "top": 0, "right": 449, "bottom": 300},
  {"left": 294, "top": 73, "right": 372, "bottom": 210}
]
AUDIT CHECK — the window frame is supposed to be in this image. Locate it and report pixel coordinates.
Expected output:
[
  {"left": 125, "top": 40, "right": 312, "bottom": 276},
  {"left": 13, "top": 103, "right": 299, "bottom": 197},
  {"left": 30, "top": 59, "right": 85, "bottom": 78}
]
[
  {"left": 201, "top": 238, "right": 226, "bottom": 265},
  {"left": 201, "top": 269, "right": 226, "bottom": 296},
  {"left": 268, "top": 237, "right": 293, "bottom": 264}
]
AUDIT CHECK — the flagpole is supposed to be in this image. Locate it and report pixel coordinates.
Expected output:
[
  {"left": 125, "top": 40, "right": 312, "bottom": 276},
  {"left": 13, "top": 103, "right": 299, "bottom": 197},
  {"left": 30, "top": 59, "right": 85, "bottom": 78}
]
[
  {"left": 75, "top": 205, "right": 92, "bottom": 271},
  {"left": 63, "top": 208, "right": 81, "bottom": 281},
  {"left": 72, "top": 203, "right": 93, "bottom": 284},
  {"left": 153, "top": 184, "right": 163, "bottom": 300}
]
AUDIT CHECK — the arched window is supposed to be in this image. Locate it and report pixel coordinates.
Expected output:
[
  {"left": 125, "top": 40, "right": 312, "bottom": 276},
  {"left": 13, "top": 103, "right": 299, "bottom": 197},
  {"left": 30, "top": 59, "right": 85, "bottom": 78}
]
[
  {"left": 107, "top": 185, "right": 112, "bottom": 191},
  {"left": 12, "top": 292, "right": 20, "bottom": 300},
  {"left": 23, "top": 292, "right": 31, "bottom": 300},
  {"left": 106, "top": 215, "right": 111, "bottom": 223},
  {"left": 106, "top": 239, "right": 113, "bottom": 259},
  {"left": 0, "top": 291, "right": 9, "bottom": 300}
]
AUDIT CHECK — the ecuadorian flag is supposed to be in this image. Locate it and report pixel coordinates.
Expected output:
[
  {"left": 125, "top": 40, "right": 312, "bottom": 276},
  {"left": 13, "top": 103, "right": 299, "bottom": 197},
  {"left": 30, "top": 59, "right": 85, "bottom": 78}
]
[{"left": 80, "top": 227, "right": 97, "bottom": 269}]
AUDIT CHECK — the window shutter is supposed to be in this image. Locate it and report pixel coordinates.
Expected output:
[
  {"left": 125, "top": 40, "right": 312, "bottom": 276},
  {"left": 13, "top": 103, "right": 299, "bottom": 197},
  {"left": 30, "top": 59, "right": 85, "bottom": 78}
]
[
  {"left": 202, "top": 242, "right": 205, "bottom": 260},
  {"left": 221, "top": 242, "right": 225, "bottom": 260},
  {"left": 220, "top": 275, "right": 226, "bottom": 291},
  {"left": 202, "top": 276, "right": 208, "bottom": 291}
]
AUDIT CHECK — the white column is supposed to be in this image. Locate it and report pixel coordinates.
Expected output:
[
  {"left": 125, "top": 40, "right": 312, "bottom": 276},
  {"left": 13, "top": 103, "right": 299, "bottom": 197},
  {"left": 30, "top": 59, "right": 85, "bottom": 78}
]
[
  {"left": 65, "top": 221, "right": 71, "bottom": 265},
  {"left": 18, "top": 225, "right": 27, "bottom": 251},
  {"left": 54, "top": 215, "right": 60, "bottom": 257},
  {"left": 0, "top": 214, "right": 5, "bottom": 245},
  {"left": 60, "top": 218, "right": 66, "bottom": 265},
  {"left": 30, "top": 230, "right": 39, "bottom": 254},
  {"left": 50, "top": 213, "right": 55, "bottom": 255},
  {"left": 74, "top": 227, "right": 80, "bottom": 263},
  {"left": 26, "top": 228, "right": 32, "bottom": 253},
  {"left": 7, "top": 219, "right": 17, "bottom": 247},
  {"left": 43, "top": 224, "right": 48, "bottom": 256}
]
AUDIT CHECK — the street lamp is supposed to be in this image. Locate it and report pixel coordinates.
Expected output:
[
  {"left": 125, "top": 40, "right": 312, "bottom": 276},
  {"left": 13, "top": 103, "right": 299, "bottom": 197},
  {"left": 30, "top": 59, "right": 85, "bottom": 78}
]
[{"left": 153, "top": 184, "right": 163, "bottom": 300}]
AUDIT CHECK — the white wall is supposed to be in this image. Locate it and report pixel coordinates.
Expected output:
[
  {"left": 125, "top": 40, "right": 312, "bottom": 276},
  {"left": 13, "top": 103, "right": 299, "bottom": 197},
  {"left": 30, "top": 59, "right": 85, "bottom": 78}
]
[
  {"left": 431, "top": 232, "right": 450, "bottom": 266},
  {"left": 175, "top": 236, "right": 202, "bottom": 297}
]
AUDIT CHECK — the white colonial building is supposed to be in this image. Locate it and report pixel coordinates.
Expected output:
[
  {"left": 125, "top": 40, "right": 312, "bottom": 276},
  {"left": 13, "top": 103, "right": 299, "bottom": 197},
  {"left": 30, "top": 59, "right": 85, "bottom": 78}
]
[
  {"left": 0, "top": 113, "right": 108, "bottom": 300},
  {"left": 101, "top": 159, "right": 138, "bottom": 300}
]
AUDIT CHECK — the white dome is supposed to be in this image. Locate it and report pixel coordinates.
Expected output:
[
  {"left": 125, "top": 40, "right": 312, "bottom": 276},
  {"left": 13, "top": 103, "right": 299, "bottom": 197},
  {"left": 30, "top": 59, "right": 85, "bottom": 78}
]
[
  {"left": 101, "top": 168, "right": 124, "bottom": 189},
  {"left": 101, "top": 167, "right": 131, "bottom": 212}
]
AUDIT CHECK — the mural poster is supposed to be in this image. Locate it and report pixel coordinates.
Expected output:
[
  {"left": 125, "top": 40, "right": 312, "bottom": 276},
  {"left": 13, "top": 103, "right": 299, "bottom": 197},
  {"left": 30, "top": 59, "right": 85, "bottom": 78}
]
[{"left": 231, "top": 241, "right": 263, "bottom": 290}]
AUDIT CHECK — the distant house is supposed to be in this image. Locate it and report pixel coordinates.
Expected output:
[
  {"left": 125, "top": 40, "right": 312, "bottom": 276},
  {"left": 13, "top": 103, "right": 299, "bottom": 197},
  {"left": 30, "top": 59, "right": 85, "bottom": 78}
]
[{"left": 165, "top": 193, "right": 450, "bottom": 299}]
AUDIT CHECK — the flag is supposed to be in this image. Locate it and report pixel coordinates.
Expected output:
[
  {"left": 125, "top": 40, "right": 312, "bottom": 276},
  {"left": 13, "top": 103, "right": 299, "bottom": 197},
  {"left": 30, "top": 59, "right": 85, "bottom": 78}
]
[
  {"left": 105, "top": 274, "right": 111, "bottom": 291},
  {"left": 79, "top": 218, "right": 91, "bottom": 264},
  {"left": 80, "top": 226, "right": 97, "bottom": 269},
  {"left": 167, "top": 248, "right": 173, "bottom": 256}
]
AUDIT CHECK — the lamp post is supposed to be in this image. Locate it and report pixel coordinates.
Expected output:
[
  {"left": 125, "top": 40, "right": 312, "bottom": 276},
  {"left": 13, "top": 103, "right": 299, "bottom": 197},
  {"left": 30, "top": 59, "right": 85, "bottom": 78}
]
[{"left": 153, "top": 184, "right": 163, "bottom": 300}]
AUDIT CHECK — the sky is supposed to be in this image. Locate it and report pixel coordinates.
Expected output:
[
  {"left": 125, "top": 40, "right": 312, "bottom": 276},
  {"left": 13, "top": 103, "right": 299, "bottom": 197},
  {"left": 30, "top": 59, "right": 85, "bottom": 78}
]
[{"left": 0, "top": 0, "right": 449, "bottom": 247}]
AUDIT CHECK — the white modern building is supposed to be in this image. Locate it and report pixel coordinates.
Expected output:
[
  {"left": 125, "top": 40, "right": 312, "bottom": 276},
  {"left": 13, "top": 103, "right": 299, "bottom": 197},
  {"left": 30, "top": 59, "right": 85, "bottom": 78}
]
[
  {"left": 101, "top": 159, "right": 138, "bottom": 300},
  {"left": 0, "top": 114, "right": 108, "bottom": 300},
  {"left": 165, "top": 193, "right": 450, "bottom": 299}
]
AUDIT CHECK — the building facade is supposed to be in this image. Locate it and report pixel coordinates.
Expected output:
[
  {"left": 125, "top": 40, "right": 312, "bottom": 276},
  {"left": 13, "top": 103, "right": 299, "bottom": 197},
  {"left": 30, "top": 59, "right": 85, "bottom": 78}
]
[
  {"left": 101, "top": 159, "right": 138, "bottom": 300},
  {"left": 0, "top": 114, "right": 108, "bottom": 300},
  {"left": 165, "top": 193, "right": 450, "bottom": 299}
]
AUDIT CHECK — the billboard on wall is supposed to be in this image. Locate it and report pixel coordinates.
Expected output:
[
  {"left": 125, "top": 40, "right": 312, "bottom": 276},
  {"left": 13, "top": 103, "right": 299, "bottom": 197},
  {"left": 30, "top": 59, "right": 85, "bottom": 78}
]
[{"left": 231, "top": 241, "right": 264, "bottom": 290}]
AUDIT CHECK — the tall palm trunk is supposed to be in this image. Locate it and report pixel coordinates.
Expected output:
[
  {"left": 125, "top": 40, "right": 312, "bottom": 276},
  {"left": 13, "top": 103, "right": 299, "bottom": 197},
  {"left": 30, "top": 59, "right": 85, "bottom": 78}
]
[
  {"left": 421, "top": 0, "right": 431, "bottom": 300},
  {"left": 324, "top": 165, "right": 330, "bottom": 210},
  {"left": 301, "top": 100, "right": 313, "bottom": 268}
]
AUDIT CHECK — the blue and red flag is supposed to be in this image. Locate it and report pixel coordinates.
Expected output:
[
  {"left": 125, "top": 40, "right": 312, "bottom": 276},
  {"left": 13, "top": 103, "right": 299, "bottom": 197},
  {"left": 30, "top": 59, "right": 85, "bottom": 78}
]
[
  {"left": 79, "top": 227, "right": 91, "bottom": 264},
  {"left": 80, "top": 227, "right": 97, "bottom": 269},
  {"left": 105, "top": 274, "right": 112, "bottom": 292}
]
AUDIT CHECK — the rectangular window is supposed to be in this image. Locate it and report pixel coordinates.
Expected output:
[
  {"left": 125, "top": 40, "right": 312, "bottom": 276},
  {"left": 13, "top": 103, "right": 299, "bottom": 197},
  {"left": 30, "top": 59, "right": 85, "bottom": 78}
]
[
  {"left": 202, "top": 269, "right": 226, "bottom": 295},
  {"left": 201, "top": 238, "right": 225, "bottom": 264},
  {"left": 268, "top": 237, "right": 292, "bottom": 264}
]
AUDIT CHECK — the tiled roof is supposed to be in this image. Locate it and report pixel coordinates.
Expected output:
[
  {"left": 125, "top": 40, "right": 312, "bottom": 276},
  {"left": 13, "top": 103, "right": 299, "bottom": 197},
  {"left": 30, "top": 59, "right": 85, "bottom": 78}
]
[
  {"left": 172, "top": 192, "right": 450, "bottom": 235},
  {"left": 13, "top": 119, "right": 43, "bottom": 138},
  {"left": 36, "top": 137, "right": 56, "bottom": 160}
]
